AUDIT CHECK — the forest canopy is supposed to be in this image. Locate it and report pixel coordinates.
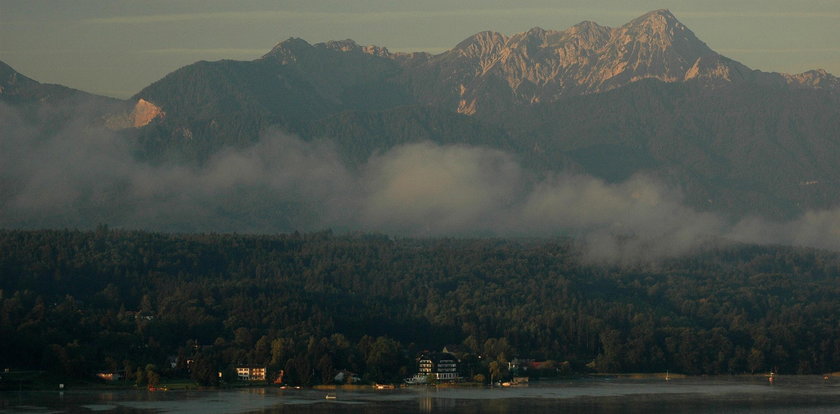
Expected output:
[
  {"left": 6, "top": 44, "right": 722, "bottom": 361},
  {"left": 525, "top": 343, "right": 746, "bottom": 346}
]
[{"left": 1, "top": 229, "right": 839, "bottom": 385}]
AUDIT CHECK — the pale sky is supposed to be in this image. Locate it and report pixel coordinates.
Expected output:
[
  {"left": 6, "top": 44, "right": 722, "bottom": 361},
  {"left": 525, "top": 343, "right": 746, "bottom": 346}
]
[{"left": 1, "top": 0, "right": 839, "bottom": 98}]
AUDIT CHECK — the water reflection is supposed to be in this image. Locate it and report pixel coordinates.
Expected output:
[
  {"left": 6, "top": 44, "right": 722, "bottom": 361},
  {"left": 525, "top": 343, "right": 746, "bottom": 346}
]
[
  {"left": 419, "top": 396, "right": 431, "bottom": 413},
  {"left": 418, "top": 395, "right": 456, "bottom": 413},
  {"left": 1, "top": 377, "right": 838, "bottom": 413}
]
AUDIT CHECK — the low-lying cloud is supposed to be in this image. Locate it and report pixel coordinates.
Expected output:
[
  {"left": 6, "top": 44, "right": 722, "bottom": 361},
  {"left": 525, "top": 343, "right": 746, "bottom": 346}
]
[
  {"left": 359, "top": 143, "right": 525, "bottom": 234},
  {"left": 2, "top": 102, "right": 840, "bottom": 262}
]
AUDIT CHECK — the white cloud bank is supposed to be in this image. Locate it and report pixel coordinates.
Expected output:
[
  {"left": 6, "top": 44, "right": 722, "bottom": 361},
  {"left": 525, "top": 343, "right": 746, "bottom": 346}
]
[{"left": 3, "top": 102, "right": 840, "bottom": 262}]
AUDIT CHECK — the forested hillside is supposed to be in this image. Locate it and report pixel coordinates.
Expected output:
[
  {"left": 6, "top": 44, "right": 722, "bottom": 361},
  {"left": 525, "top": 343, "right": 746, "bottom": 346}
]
[{"left": 2, "top": 229, "right": 839, "bottom": 385}]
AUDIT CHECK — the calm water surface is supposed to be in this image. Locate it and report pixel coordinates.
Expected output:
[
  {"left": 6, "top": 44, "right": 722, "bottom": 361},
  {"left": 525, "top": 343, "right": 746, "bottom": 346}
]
[{"left": 2, "top": 376, "right": 839, "bottom": 413}]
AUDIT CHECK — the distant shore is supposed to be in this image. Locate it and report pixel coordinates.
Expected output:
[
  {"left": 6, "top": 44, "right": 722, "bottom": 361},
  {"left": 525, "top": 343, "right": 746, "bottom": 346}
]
[{"left": 4, "top": 372, "right": 838, "bottom": 392}]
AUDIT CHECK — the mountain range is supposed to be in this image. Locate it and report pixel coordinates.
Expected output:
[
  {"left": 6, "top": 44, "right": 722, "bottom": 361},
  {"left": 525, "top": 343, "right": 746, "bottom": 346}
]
[{"left": 2, "top": 9, "right": 840, "bottom": 223}]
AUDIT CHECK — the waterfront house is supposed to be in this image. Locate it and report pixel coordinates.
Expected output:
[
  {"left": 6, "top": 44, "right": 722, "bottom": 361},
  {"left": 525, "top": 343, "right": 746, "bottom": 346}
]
[
  {"left": 417, "top": 351, "right": 460, "bottom": 381},
  {"left": 235, "top": 366, "right": 266, "bottom": 381}
]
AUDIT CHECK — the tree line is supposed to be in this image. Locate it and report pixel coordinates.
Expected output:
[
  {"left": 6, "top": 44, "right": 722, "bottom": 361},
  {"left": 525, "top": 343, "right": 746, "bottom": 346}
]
[{"left": 1, "top": 228, "right": 839, "bottom": 386}]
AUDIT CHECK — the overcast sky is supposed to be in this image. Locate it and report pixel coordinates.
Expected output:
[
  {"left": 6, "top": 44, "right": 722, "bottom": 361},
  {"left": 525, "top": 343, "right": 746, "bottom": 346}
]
[{"left": 2, "top": 0, "right": 839, "bottom": 98}]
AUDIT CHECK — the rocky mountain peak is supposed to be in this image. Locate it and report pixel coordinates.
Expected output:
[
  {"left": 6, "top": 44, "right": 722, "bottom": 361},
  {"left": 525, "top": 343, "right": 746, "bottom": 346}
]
[
  {"left": 619, "top": 8, "right": 707, "bottom": 51},
  {"left": 263, "top": 37, "right": 393, "bottom": 64},
  {"left": 453, "top": 31, "right": 508, "bottom": 58},
  {"left": 567, "top": 20, "right": 610, "bottom": 38},
  {"left": 624, "top": 9, "right": 684, "bottom": 36},
  {"left": 252, "top": 10, "right": 835, "bottom": 118},
  {"left": 630, "top": 9, "right": 679, "bottom": 24},
  {"left": 507, "top": 27, "right": 553, "bottom": 53},
  {"left": 323, "top": 39, "right": 360, "bottom": 52},
  {"left": 552, "top": 21, "right": 612, "bottom": 51},
  {"left": 570, "top": 20, "right": 603, "bottom": 31},
  {"left": 784, "top": 69, "right": 840, "bottom": 90},
  {"left": 525, "top": 26, "right": 548, "bottom": 38},
  {"left": 321, "top": 39, "right": 392, "bottom": 57},
  {"left": 274, "top": 37, "right": 312, "bottom": 51},
  {"left": 415, "top": 9, "right": 731, "bottom": 115},
  {"left": 262, "top": 37, "right": 313, "bottom": 63}
]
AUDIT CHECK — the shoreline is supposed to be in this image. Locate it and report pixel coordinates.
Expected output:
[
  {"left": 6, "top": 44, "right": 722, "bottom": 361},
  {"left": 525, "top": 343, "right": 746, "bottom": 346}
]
[{"left": 3, "top": 372, "right": 837, "bottom": 393}]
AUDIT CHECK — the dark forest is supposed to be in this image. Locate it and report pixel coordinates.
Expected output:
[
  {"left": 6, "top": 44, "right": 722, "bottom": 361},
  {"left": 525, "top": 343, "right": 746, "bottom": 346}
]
[{"left": 2, "top": 229, "right": 839, "bottom": 386}]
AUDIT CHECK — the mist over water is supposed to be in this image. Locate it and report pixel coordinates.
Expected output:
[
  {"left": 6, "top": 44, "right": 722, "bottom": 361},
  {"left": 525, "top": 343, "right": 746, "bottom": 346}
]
[{"left": 2, "top": 102, "right": 840, "bottom": 262}]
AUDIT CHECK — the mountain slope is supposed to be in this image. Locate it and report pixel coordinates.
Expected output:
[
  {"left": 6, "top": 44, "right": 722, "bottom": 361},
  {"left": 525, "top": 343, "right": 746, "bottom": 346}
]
[
  {"left": 288, "top": 105, "right": 519, "bottom": 167},
  {"left": 5, "top": 10, "right": 839, "bottom": 222},
  {"left": 0, "top": 60, "right": 129, "bottom": 133},
  {"left": 0, "top": 60, "right": 122, "bottom": 109},
  {"left": 131, "top": 39, "right": 417, "bottom": 157},
  {"left": 122, "top": 10, "right": 840, "bottom": 218},
  {"left": 497, "top": 79, "right": 840, "bottom": 217}
]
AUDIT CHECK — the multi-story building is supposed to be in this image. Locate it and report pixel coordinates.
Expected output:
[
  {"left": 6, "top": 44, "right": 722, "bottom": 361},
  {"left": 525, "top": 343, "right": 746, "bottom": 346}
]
[
  {"left": 417, "top": 352, "right": 460, "bottom": 381},
  {"left": 236, "top": 366, "right": 266, "bottom": 381}
]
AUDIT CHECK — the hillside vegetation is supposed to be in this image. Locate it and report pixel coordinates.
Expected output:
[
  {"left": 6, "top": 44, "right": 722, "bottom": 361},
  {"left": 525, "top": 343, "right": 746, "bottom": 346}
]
[{"left": 2, "top": 229, "right": 839, "bottom": 384}]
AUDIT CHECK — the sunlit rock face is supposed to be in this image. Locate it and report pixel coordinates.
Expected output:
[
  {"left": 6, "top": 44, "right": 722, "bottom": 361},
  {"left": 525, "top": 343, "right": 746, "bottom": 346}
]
[
  {"left": 131, "top": 98, "right": 164, "bottom": 127},
  {"left": 253, "top": 9, "right": 838, "bottom": 118},
  {"left": 396, "top": 9, "right": 838, "bottom": 116},
  {"left": 783, "top": 69, "right": 840, "bottom": 90},
  {"left": 103, "top": 98, "right": 164, "bottom": 129},
  {"left": 403, "top": 10, "right": 735, "bottom": 115}
]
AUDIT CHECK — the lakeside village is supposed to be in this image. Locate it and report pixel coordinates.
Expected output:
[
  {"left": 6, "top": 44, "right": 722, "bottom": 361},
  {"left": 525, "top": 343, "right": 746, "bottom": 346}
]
[
  {"left": 405, "top": 348, "right": 532, "bottom": 386},
  {"left": 112, "top": 346, "right": 551, "bottom": 389},
  {"left": 4, "top": 346, "right": 818, "bottom": 392}
]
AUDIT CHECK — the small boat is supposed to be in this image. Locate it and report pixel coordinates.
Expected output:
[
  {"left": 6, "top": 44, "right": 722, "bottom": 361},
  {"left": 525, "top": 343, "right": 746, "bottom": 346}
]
[
  {"left": 511, "top": 377, "right": 529, "bottom": 386},
  {"left": 325, "top": 393, "right": 337, "bottom": 400},
  {"left": 404, "top": 374, "right": 428, "bottom": 384}
]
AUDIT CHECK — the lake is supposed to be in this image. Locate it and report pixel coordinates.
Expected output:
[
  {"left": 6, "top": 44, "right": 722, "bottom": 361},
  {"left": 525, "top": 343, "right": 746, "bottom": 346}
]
[{"left": 2, "top": 376, "right": 839, "bottom": 413}]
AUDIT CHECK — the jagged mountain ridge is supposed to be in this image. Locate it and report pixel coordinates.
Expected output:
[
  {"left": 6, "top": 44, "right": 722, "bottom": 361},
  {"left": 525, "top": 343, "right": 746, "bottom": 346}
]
[
  {"left": 403, "top": 9, "right": 726, "bottom": 114},
  {"left": 135, "top": 8, "right": 839, "bottom": 127},
  {"left": 126, "top": 9, "right": 840, "bottom": 218},
  {"left": 257, "top": 9, "right": 838, "bottom": 116},
  {"left": 3, "top": 10, "right": 840, "bottom": 221}
]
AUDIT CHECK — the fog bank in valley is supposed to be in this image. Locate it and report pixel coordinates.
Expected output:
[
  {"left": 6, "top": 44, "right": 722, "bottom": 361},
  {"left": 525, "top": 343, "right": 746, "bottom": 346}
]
[{"left": 2, "top": 102, "right": 839, "bottom": 262}]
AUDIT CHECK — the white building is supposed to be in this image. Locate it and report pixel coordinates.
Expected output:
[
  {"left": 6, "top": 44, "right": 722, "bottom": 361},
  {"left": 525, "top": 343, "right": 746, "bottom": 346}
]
[{"left": 417, "top": 352, "right": 460, "bottom": 381}]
